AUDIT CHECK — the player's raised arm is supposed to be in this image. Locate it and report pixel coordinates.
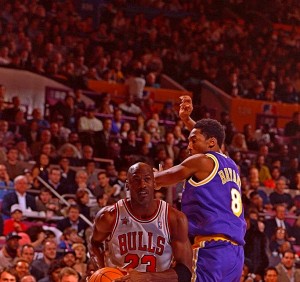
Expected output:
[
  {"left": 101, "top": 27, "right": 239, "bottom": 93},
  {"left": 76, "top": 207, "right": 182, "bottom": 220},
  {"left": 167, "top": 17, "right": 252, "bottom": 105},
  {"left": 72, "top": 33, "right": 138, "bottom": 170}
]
[{"left": 179, "top": 95, "right": 195, "bottom": 131}]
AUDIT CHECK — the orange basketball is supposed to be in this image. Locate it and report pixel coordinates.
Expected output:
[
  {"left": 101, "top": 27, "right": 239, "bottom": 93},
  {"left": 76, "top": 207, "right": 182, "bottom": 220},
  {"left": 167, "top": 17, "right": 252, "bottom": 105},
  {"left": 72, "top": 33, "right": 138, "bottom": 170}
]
[{"left": 88, "top": 267, "right": 125, "bottom": 282}]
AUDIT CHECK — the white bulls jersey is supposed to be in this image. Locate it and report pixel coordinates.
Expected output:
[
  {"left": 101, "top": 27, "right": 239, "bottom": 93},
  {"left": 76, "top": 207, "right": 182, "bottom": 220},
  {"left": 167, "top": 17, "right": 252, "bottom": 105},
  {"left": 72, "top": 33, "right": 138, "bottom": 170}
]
[{"left": 105, "top": 199, "right": 173, "bottom": 272}]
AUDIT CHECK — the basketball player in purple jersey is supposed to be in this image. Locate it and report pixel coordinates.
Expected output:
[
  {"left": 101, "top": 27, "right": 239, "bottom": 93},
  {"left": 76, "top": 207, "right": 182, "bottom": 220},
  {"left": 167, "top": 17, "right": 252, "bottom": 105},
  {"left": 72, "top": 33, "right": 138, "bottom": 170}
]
[
  {"left": 89, "top": 162, "right": 192, "bottom": 282},
  {"left": 155, "top": 96, "right": 246, "bottom": 282}
]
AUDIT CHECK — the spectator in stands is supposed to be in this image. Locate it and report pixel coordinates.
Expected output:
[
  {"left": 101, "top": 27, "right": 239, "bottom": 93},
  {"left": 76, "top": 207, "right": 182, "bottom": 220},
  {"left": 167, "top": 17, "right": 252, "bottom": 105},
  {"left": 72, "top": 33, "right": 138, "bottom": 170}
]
[
  {"left": 1, "top": 175, "right": 37, "bottom": 217},
  {"left": 255, "top": 154, "right": 272, "bottom": 185},
  {"left": 24, "top": 120, "right": 40, "bottom": 147},
  {"left": 31, "top": 153, "right": 50, "bottom": 183},
  {"left": 35, "top": 187, "right": 62, "bottom": 217},
  {"left": 95, "top": 118, "right": 114, "bottom": 158},
  {"left": 93, "top": 171, "right": 116, "bottom": 200},
  {"left": 263, "top": 267, "right": 278, "bottom": 282},
  {"left": 20, "top": 275, "right": 36, "bottom": 282},
  {"left": 0, "top": 231, "right": 21, "bottom": 267},
  {"left": 3, "top": 204, "right": 28, "bottom": 235},
  {"left": 15, "top": 138, "right": 32, "bottom": 162},
  {"left": 97, "top": 92, "right": 115, "bottom": 115},
  {"left": 30, "top": 129, "right": 54, "bottom": 159},
  {"left": 2, "top": 96, "right": 21, "bottom": 122},
  {"left": 58, "top": 157, "right": 76, "bottom": 188},
  {"left": 31, "top": 239, "right": 58, "bottom": 279},
  {"left": 158, "top": 132, "right": 180, "bottom": 161},
  {"left": 111, "top": 108, "right": 124, "bottom": 135},
  {"left": 49, "top": 122, "right": 65, "bottom": 149},
  {"left": 0, "top": 268, "right": 18, "bottom": 282},
  {"left": 51, "top": 95, "right": 76, "bottom": 131},
  {"left": 0, "top": 120, "right": 15, "bottom": 149},
  {"left": 56, "top": 204, "right": 89, "bottom": 240},
  {"left": 38, "top": 259, "right": 66, "bottom": 282},
  {"left": 46, "top": 167, "right": 70, "bottom": 196},
  {"left": 72, "top": 242, "right": 87, "bottom": 277},
  {"left": 30, "top": 108, "right": 50, "bottom": 129},
  {"left": 290, "top": 171, "right": 300, "bottom": 191},
  {"left": 112, "top": 168, "right": 128, "bottom": 200},
  {"left": 1, "top": 147, "right": 27, "bottom": 181},
  {"left": 269, "top": 178, "right": 294, "bottom": 211},
  {"left": 120, "top": 129, "right": 139, "bottom": 163},
  {"left": 275, "top": 250, "right": 300, "bottom": 281},
  {"left": 264, "top": 204, "right": 293, "bottom": 240},
  {"left": 75, "top": 188, "right": 91, "bottom": 221},
  {"left": 12, "top": 258, "right": 30, "bottom": 280},
  {"left": 78, "top": 106, "right": 103, "bottom": 147},
  {"left": 19, "top": 244, "right": 43, "bottom": 280},
  {"left": 0, "top": 163, "right": 14, "bottom": 201},
  {"left": 73, "top": 89, "right": 87, "bottom": 115},
  {"left": 284, "top": 111, "right": 300, "bottom": 137},
  {"left": 244, "top": 216, "right": 269, "bottom": 279},
  {"left": 228, "top": 132, "right": 248, "bottom": 153},
  {"left": 159, "top": 101, "right": 178, "bottom": 122},
  {"left": 58, "top": 228, "right": 84, "bottom": 250},
  {"left": 59, "top": 267, "right": 79, "bottom": 282},
  {"left": 9, "top": 110, "right": 28, "bottom": 142},
  {"left": 119, "top": 93, "right": 142, "bottom": 116}
]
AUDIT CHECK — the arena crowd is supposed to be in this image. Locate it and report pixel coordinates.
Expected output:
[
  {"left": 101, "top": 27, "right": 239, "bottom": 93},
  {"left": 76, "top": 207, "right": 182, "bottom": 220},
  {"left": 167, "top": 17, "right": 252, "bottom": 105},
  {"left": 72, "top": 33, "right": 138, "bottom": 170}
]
[{"left": 0, "top": 0, "right": 299, "bottom": 281}]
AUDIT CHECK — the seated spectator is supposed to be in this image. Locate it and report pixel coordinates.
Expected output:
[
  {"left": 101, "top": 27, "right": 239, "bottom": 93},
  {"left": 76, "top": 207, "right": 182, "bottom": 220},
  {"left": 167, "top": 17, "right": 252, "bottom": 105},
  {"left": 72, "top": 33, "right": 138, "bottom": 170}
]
[
  {"left": 46, "top": 167, "right": 70, "bottom": 196},
  {"left": 31, "top": 153, "right": 50, "bottom": 183},
  {"left": 275, "top": 250, "right": 300, "bottom": 281},
  {"left": 291, "top": 216, "right": 300, "bottom": 245},
  {"left": 73, "top": 89, "right": 87, "bottom": 115},
  {"left": 93, "top": 171, "right": 116, "bottom": 200},
  {"left": 157, "top": 132, "right": 180, "bottom": 161},
  {"left": 58, "top": 227, "right": 84, "bottom": 250},
  {"left": 72, "top": 242, "right": 87, "bottom": 277},
  {"left": 78, "top": 106, "right": 103, "bottom": 146},
  {"left": 119, "top": 93, "right": 142, "bottom": 116},
  {"left": 0, "top": 163, "right": 14, "bottom": 202},
  {"left": 15, "top": 138, "right": 32, "bottom": 162},
  {"left": 31, "top": 239, "right": 58, "bottom": 279},
  {"left": 159, "top": 101, "right": 178, "bottom": 122},
  {"left": 38, "top": 259, "right": 66, "bottom": 282},
  {"left": 35, "top": 187, "right": 62, "bottom": 217},
  {"left": 284, "top": 111, "right": 300, "bottom": 137},
  {"left": 243, "top": 123, "right": 259, "bottom": 151},
  {"left": 97, "top": 92, "right": 115, "bottom": 114},
  {"left": 269, "top": 227, "right": 291, "bottom": 256},
  {"left": 1, "top": 147, "right": 27, "bottom": 180},
  {"left": 244, "top": 216, "right": 269, "bottom": 279},
  {"left": 1, "top": 175, "right": 37, "bottom": 218},
  {"left": 263, "top": 267, "right": 278, "bottom": 282},
  {"left": 111, "top": 108, "right": 124, "bottom": 135},
  {"left": 30, "top": 108, "right": 50, "bottom": 129},
  {"left": 3, "top": 204, "right": 29, "bottom": 235},
  {"left": 255, "top": 155, "right": 272, "bottom": 185},
  {"left": 75, "top": 188, "right": 91, "bottom": 221},
  {"left": 19, "top": 244, "right": 43, "bottom": 280},
  {"left": 269, "top": 178, "right": 294, "bottom": 212},
  {"left": 12, "top": 258, "right": 30, "bottom": 281},
  {"left": 30, "top": 129, "right": 54, "bottom": 159},
  {"left": 2, "top": 96, "right": 22, "bottom": 122},
  {"left": 56, "top": 204, "right": 89, "bottom": 240},
  {"left": 264, "top": 204, "right": 293, "bottom": 240},
  {"left": 0, "top": 120, "right": 15, "bottom": 149},
  {"left": 58, "top": 157, "right": 76, "bottom": 188},
  {"left": 0, "top": 231, "right": 21, "bottom": 267},
  {"left": 228, "top": 132, "right": 248, "bottom": 153}
]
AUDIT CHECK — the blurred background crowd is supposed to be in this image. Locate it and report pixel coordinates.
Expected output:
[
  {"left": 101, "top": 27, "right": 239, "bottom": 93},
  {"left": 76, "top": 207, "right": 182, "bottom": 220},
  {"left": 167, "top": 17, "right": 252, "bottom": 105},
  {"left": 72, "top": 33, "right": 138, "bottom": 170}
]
[{"left": 0, "top": 0, "right": 299, "bottom": 281}]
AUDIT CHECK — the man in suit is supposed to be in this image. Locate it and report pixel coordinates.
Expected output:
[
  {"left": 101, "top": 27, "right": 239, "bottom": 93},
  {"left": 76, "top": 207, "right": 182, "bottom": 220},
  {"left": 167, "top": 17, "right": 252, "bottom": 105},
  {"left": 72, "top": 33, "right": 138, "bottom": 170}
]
[
  {"left": 1, "top": 175, "right": 37, "bottom": 218},
  {"left": 264, "top": 204, "right": 293, "bottom": 239},
  {"left": 56, "top": 204, "right": 89, "bottom": 239}
]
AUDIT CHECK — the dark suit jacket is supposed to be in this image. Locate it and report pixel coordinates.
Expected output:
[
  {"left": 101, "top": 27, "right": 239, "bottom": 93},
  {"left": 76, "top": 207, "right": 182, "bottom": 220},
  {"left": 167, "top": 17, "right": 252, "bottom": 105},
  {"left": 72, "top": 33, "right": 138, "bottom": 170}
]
[
  {"left": 1, "top": 192, "right": 37, "bottom": 216},
  {"left": 56, "top": 217, "right": 89, "bottom": 237},
  {"left": 264, "top": 218, "right": 292, "bottom": 239}
]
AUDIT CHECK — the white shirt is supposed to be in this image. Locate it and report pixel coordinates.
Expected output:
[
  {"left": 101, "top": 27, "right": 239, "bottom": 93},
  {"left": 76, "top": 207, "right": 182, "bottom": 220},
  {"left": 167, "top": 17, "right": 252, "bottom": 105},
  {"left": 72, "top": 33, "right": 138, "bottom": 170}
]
[{"left": 16, "top": 191, "right": 27, "bottom": 211}]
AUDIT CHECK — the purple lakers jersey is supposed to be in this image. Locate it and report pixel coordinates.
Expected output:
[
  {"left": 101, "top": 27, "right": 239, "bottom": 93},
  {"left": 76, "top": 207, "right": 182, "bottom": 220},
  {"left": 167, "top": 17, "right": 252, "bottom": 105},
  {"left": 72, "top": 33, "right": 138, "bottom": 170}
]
[{"left": 182, "top": 151, "right": 246, "bottom": 245}]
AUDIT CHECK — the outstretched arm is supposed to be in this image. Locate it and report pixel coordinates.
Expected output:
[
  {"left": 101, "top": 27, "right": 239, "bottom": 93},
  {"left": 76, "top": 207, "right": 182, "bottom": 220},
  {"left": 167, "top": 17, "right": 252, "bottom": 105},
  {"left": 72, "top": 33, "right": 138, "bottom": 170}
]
[
  {"left": 155, "top": 153, "right": 214, "bottom": 188},
  {"left": 179, "top": 95, "right": 195, "bottom": 131},
  {"left": 88, "top": 207, "right": 116, "bottom": 268}
]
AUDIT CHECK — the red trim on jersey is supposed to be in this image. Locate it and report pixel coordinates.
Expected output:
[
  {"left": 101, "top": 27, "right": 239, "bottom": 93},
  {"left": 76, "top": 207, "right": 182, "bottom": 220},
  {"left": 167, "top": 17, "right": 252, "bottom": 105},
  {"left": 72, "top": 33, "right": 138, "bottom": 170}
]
[{"left": 124, "top": 199, "right": 162, "bottom": 223}]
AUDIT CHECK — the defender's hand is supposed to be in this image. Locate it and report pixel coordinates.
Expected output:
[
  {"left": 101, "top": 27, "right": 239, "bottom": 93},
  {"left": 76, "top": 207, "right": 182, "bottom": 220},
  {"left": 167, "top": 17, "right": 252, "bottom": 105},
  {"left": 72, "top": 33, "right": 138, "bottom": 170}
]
[{"left": 179, "top": 95, "right": 193, "bottom": 121}]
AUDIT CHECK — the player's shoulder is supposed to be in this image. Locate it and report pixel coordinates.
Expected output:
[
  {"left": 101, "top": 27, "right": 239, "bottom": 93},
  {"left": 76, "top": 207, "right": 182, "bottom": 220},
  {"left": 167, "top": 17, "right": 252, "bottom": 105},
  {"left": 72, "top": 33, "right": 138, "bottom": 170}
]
[
  {"left": 168, "top": 205, "right": 188, "bottom": 225},
  {"left": 95, "top": 204, "right": 117, "bottom": 223}
]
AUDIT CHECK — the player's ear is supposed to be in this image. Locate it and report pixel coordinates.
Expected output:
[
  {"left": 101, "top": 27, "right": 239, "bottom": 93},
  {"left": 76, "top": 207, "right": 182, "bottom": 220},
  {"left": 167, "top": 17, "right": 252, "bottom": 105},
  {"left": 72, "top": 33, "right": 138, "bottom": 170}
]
[{"left": 208, "top": 137, "right": 216, "bottom": 148}]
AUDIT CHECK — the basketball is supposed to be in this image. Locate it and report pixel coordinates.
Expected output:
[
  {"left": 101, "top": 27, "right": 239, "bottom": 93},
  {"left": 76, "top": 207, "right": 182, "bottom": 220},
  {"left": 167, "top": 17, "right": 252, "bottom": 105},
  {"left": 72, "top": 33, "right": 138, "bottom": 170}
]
[{"left": 88, "top": 267, "right": 125, "bottom": 282}]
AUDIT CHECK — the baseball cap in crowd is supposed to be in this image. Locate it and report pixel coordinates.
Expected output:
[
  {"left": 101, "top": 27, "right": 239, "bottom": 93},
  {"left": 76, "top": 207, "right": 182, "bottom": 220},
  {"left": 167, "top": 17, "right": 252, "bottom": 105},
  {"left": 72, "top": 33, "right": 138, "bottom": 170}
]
[
  {"left": 63, "top": 249, "right": 76, "bottom": 256},
  {"left": 10, "top": 204, "right": 23, "bottom": 214},
  {"left": 6, "top": 231, "right": 22, "bottom": 241}
]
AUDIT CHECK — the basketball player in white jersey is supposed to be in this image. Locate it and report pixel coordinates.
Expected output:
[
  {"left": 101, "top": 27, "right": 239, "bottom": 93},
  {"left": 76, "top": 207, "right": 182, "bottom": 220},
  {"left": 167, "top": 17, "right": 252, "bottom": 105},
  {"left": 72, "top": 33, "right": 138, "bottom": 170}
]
[{"left": 89, "top": 162, "right": 192, "bottom": 281}]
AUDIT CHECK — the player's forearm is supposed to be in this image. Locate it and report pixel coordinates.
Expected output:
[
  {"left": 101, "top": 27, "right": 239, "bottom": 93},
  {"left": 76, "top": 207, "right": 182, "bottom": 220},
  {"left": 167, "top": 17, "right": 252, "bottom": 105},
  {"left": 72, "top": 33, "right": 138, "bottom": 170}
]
[{"left": 181, "top": 116, "right": 195, "bottom": 131}]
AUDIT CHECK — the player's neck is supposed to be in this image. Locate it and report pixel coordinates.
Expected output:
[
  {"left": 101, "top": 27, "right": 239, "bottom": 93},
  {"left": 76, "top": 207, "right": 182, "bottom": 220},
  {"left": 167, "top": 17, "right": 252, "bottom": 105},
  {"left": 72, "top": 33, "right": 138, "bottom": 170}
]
[{"left": 129, "top": 199, "right": 159, "bottom": 220}]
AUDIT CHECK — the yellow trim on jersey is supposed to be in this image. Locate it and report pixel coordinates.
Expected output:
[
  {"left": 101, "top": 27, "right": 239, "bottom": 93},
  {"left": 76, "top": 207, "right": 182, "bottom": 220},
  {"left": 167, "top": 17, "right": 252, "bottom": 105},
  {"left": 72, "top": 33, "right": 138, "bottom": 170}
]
[
  {"left": 188, "top": 153, "right": 219, "bottom": 186},
  {"left": 193, "top": 234, "right": 238, "bottom": 247}
]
